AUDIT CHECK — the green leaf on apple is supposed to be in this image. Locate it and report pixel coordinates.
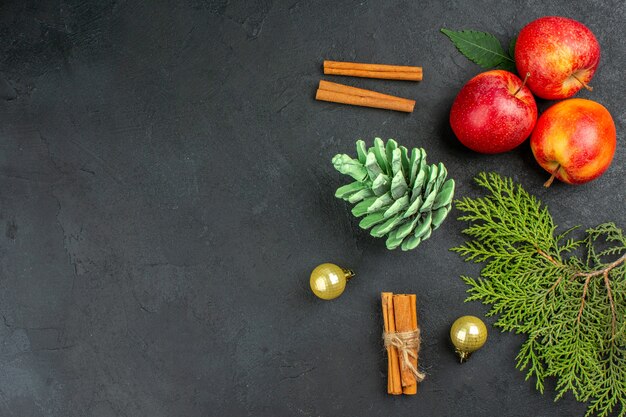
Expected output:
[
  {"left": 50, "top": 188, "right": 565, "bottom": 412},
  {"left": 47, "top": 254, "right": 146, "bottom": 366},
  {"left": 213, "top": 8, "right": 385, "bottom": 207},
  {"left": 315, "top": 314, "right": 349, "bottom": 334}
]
[
  {"left": 497, "top": 37, "right": 517, "bottom": 72},
  {"left": 441, "top": 28, "right": 515, "bottom": 71},
  {"left": 496, "top": 59, "right": 516, "bottom": 73}
]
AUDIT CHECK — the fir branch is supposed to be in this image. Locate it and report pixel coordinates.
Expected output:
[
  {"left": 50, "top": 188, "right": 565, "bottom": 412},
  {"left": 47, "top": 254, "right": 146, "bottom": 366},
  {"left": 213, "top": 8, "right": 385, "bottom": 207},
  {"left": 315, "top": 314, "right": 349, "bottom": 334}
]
[{"left": 453, "top": 172, "right": 626, "bottom": 417}]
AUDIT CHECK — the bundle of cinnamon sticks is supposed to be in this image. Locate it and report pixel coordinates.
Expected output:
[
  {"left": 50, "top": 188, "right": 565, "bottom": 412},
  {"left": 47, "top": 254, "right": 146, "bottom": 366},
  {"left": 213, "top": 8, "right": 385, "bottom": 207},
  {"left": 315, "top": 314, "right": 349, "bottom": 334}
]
[{"left": 381, "top": 292, "right": 422, "bottom": 395}]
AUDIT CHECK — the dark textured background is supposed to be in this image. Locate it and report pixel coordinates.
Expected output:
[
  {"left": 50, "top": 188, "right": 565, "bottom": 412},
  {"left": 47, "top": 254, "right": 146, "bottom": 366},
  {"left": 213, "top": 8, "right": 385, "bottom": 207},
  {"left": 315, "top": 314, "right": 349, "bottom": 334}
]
[{"left": 0, "top": 0, "right": 624, "bottom": 416}]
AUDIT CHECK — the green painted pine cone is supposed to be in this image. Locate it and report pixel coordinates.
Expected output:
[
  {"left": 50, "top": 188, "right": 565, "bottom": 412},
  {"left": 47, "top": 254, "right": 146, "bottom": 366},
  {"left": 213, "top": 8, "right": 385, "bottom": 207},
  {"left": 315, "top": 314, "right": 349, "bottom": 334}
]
[{"left": 332, "top": 138, "right": 455, "bottom": 251}]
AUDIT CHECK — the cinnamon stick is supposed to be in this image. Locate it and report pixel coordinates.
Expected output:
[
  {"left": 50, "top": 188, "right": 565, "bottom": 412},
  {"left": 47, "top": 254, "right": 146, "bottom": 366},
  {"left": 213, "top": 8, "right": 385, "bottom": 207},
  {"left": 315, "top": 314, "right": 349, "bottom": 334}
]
[
  {"left": 382, "top": 292, "right": 402, "bottom": 394},
  {"left": 402, "top": 294, "right": 418, "bottom": 395},
  {"left": 319, "top": 80, "right": 413, "bottom": 104},
  {"left": 316, "top": 81, "right": 415, "bottom": 113},
  {"left": 324, "top": 69, "right": 422, "bottom": 81},
  {"left": 324, "top": 60, "right": 423, "bottom": 81},
  {"left": 393, "top": 294, "right": 417, "bottom": 390},
  {"left": 381, "top": 293, "right": 393, "bottom": 394}
]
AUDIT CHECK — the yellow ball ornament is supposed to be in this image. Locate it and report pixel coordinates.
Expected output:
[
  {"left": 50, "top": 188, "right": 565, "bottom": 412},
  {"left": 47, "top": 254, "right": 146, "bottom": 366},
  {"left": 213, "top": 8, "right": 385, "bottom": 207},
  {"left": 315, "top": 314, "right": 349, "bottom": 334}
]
[
  {"left": 450, "top": 315, "right": 488, "bottom": 362},
  {"left": 309, "top": 263, "right": 355, "bottom": 300}
]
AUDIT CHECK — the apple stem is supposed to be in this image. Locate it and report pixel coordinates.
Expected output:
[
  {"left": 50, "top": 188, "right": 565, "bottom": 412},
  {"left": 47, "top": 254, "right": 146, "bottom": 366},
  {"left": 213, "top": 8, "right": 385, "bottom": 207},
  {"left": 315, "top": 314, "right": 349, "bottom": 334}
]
[
  {"left": 513, "top": 72, "right": 531, "bottom": 97},
  {"left": 572, "top": 74, "right": 593, "bottom": 91},
  {"left": 544, "top": 165, "right": 560, "bottom": 188}
]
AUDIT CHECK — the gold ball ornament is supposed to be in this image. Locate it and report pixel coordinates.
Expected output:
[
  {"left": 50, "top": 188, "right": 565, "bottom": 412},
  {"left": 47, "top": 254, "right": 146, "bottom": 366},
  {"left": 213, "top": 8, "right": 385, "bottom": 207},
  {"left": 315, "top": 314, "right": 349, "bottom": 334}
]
[
  {"left": 309, "top": 263, "right": 355, "bottom": 300},
  {"left": 450, "top": 315, "right": 488, "bottom": 363}
]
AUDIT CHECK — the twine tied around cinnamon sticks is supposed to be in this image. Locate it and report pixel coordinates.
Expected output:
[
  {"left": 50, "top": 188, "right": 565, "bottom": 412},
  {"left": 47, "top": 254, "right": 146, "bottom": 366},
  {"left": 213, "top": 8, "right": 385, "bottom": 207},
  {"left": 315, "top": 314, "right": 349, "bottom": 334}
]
[{"left": 383, "top": 329, "right": 426, "bottom": 383}]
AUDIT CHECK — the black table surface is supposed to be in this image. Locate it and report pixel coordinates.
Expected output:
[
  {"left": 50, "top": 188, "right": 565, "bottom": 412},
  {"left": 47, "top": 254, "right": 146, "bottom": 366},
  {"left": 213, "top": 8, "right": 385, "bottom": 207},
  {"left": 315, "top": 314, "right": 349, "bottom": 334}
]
[{"left": 1, "top": 1, "right": 624, "bottom": 416}]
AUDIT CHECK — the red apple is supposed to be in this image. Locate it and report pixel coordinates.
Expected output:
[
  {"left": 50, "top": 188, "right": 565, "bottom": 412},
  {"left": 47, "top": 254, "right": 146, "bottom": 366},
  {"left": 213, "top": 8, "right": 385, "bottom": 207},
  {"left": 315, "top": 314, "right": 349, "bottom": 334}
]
[
  {"left": 531, "top": 98, "right": 616, "bottom": 186},
  {"left": 515, "top": 16, "right": 600, "bottom": 100},
  {"left": 450, "top": 70, "right": 537, "bottom": 154}
]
